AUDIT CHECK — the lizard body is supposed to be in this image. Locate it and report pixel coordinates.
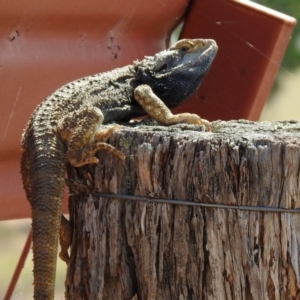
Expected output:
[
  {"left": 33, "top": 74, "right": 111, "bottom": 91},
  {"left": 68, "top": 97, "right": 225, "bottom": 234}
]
[{"left": 21, "top": 38, "right": 217, "bottom": 299}]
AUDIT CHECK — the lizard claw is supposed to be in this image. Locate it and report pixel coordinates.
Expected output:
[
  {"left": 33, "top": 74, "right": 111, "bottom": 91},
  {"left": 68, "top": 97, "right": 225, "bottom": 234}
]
[
  {"left": 200, "top": 118, "right": 213, "bottom": 132},
  {"left": 178, "top": 113, "right": 213, "bottom": 132}
]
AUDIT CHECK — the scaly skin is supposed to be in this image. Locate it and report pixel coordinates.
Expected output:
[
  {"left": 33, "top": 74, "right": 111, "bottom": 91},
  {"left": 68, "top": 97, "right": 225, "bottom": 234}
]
[{"left": 21, "top": 39, "right": 218, "bottom": 299}]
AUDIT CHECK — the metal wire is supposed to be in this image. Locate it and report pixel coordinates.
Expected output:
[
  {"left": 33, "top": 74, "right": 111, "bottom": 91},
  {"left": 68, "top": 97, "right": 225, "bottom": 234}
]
[{"left": 96, "top": 193, "right": 300, "bottom": 214}]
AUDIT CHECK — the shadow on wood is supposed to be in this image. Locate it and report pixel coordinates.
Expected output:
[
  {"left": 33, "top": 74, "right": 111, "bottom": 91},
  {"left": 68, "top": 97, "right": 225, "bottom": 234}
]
[{"left": 65, "top": 120, "right": 300, "bottom": 299}]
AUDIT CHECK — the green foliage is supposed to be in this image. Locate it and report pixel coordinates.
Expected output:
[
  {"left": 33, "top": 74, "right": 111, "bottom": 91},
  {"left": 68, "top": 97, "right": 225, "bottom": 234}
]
[{"left": 254, "top": 0, "right": 299, "bottom": 71}]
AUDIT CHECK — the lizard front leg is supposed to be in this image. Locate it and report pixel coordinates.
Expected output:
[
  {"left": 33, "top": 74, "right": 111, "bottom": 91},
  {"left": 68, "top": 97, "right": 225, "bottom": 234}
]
[
  {"left": 58, "top": 105, "right": 124, "bottom": 167},
  {"left": 57, "top": 105, "right": 124, "bottom": 263},
  {"left": 134, "top": 84, "right": 212, "bottom": 131}
]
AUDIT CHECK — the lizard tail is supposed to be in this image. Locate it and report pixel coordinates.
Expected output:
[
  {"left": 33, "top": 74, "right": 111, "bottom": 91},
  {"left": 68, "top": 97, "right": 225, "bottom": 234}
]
[{"left": 21, "top": 137, "right": 66, "bottom": 300}]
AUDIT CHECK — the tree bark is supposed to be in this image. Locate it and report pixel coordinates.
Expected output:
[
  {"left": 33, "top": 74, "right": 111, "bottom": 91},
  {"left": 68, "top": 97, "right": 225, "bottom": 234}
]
[{"left": 65, "top": 120, "right": 300, "bottom": 300}]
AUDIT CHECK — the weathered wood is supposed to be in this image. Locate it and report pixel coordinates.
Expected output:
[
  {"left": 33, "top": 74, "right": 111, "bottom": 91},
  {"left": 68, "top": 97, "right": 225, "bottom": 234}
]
[{"left": 65, "top": 120, "right": 300, "bottom": 300}]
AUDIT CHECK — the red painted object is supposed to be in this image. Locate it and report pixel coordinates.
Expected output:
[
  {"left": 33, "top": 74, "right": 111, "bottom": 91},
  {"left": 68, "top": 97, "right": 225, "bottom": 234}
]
[
  {"left": 178, "top": 0, "right": 296, "bottom": 121},
  {"left": 0, "top": 0, "right": 296, "bottom": 221},
  {"left": 0, "top": 0, "right": 188, "bottom": 220}
]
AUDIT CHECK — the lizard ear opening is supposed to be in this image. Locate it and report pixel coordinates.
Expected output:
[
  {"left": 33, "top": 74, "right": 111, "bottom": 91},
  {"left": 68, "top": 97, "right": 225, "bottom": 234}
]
[{"left": 154, "top": 63, "right": 168, "bottom": 73}]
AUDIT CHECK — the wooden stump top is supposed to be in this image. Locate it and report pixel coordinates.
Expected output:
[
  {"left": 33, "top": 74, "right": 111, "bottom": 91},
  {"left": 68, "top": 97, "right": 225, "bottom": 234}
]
[{"left": 65, "top": 120, "right": 300, "bottom": 300}]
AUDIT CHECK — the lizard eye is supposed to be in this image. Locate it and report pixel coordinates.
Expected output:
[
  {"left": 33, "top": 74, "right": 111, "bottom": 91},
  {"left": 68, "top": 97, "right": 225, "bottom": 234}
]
[{"left": 180, "top": 46, "right": 189, "bottom": 52}]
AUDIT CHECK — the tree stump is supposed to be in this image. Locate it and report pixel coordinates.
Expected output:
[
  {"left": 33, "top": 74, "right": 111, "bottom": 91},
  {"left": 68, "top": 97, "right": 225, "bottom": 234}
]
[{"left": 65, "top": 120, "right": 300, "bottom": 300}]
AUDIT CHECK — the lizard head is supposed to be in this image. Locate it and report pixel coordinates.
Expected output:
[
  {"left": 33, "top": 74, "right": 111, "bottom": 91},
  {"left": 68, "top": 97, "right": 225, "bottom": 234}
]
[{"left": 135, "top": 39, "right": 218, "bottom": 108}]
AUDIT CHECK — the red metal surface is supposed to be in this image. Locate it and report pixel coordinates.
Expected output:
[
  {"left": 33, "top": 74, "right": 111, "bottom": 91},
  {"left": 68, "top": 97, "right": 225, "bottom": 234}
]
[
  {"left": 178, "top": 0, "right": 296, "bottom": 121},
  {"left": 0, "top": 0, "right": 188, "bottom": 220},
  {"left": 0, "top": 0, "right": 296, "bottom": 221}
]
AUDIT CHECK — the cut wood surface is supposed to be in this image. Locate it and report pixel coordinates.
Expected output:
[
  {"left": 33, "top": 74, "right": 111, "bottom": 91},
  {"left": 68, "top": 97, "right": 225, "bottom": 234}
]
[{"left": 65, "top": 120, "right": 300, "bottom": 300}]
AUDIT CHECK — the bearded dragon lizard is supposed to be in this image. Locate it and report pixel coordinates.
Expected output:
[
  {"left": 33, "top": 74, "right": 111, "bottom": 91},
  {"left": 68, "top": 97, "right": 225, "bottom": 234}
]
[{"left": 21, "top": 38, "right": 218, "bottom": 299}]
